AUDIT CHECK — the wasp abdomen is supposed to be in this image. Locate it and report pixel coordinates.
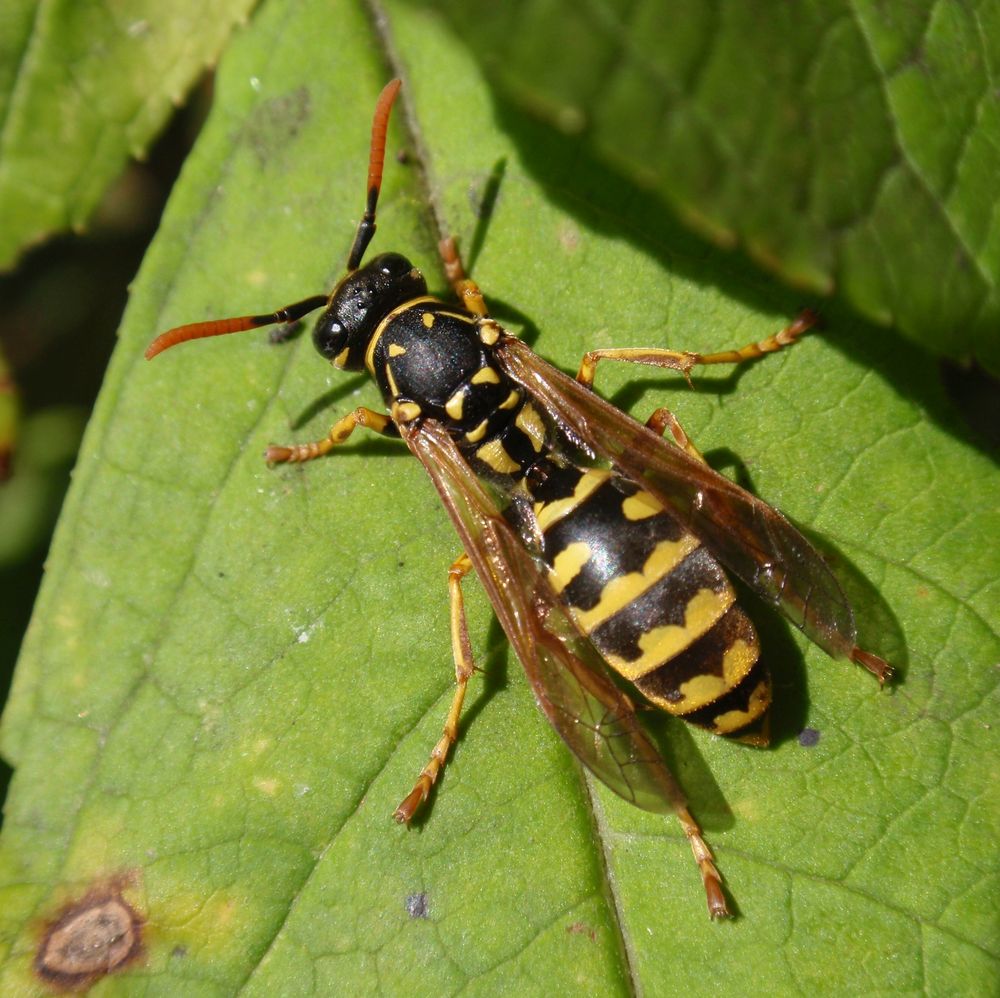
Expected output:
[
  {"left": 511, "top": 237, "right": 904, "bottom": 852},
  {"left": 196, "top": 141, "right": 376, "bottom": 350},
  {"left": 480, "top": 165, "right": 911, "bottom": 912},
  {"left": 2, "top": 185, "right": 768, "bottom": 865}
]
[{"left": 526, "top": 461, "right": 771, "bottom": 737}]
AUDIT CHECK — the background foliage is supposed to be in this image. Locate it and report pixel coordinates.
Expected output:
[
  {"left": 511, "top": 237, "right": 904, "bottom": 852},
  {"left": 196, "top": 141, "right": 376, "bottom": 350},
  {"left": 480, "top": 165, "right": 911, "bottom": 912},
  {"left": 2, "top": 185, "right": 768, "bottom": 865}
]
[{"left": 0, "top": 1, "right": 997, "bottom": 994}]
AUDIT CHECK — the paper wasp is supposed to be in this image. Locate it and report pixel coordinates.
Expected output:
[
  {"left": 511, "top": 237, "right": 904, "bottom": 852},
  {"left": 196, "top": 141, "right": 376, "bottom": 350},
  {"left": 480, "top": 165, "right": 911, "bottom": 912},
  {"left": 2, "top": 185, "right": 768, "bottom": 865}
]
[{"left": 146, "top": 79, "right": 893, "bottom": 918}]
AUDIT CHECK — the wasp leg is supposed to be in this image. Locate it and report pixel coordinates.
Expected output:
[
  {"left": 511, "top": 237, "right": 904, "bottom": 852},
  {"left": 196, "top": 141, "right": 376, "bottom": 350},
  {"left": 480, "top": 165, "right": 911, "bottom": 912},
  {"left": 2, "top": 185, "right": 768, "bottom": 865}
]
[
  {"left": 674, "top": 806, "right": 732, "bottom": 919},
  {"left": 576, "top": 309, "right": 820, "bottom": 387},
  {"left": 645, "top": 407, "right": 706, "bottom": 464},
  {"left": 394, "top": 552, "right": 477, "bottom": 823},
  {"left": 850, "top": 647, "right": 893, "bottom": 685},
  {"left": 265, "top": 406, "right": 397, "bottom": 464},
  {"left": 439, "top": 236, "right": 490, "bottom": 318}
]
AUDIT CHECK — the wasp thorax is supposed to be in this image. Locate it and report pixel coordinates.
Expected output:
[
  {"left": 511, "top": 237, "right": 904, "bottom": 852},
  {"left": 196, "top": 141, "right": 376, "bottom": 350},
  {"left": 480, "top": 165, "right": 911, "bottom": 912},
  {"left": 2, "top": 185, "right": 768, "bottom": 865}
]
[{"left": 313, "top": 253, "right": 427, "bottom": 369}]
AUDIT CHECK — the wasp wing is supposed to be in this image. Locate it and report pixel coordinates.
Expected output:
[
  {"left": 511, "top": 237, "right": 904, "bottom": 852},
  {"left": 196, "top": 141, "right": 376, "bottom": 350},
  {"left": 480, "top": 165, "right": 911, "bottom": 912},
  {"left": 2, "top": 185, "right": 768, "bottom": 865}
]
[
  {"left": 498, "top": 335, "right": 859, "bottom": 661},
  {"left": 400, "top": 417, "right": 691, "bottom": 816}
]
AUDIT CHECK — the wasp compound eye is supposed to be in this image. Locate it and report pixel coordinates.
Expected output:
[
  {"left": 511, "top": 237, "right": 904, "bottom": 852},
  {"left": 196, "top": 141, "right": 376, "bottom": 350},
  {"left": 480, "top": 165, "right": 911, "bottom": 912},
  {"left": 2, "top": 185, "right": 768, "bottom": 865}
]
[{"left": 313, "top": 253, "right": 426, "bottom": 368}]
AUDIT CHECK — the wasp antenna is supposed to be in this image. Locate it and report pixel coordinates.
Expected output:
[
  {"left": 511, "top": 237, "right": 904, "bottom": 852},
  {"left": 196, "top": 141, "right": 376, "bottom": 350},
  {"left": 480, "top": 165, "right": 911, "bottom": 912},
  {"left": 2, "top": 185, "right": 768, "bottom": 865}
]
[
  {"left": 145, "top": 295, "right": 329, "bottom": 359},
  {"left": 347, "top": 78, "right": 403, "bottom": 271}
]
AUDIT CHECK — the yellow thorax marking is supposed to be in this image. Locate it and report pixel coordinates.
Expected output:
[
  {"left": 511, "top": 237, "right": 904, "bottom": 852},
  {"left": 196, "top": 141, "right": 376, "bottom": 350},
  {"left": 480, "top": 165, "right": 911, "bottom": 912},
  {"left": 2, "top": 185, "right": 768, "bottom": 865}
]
[
  {"left": 391, "top": 401, "right": 422, "bottom": 424},
  {"left": 465, "top": 419, "right": 489, "bottom": 443},
  {"left": 478, "top": 319, "right": 501, "bottom": 345},
  {"left": 471, "top": 366, "right": 500, "bottom": 385},
  {"left": 364, "top": 295, "right": 441, "bottom": 375},
  {"left": 445, "top": 389, "right": 465, "bottom": 420}
]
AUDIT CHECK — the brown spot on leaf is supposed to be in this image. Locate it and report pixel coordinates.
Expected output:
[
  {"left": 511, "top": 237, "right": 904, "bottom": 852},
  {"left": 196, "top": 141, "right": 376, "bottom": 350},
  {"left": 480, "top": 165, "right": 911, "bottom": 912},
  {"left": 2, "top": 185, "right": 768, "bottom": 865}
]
[{"left": 35, "top": 877, "right": 143, "bottom": 992}]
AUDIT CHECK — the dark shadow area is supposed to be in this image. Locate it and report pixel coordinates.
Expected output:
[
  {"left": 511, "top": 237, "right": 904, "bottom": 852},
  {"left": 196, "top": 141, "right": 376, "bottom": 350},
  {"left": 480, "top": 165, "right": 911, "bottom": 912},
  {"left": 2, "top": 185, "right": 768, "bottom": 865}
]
[
  {"left": 939, "top": 359, "right": 1000, "bottom": 455},
  {"left": 465, "top": 157, "right": 507, "bottom": 276},
  {"left": 801, "top": 525, "right": 908, "bottom": 677},
  {"left": 480, "top": 92, "right": 996, "bottom": 463},
  {"left": 640, "top": 710, "right": 736, "bottom": 833},
  {"left": 286, "top": 373, "right": 369, "bottom": 430},
  {"left": 704, "top": 447, "right": 908, "bottom": 685}
]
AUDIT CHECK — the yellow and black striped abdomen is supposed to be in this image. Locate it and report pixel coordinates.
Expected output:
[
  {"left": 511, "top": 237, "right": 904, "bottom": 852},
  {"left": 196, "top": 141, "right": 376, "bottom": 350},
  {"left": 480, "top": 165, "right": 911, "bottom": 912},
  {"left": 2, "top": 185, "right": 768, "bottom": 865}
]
[{"left": 527, "top": 462, "right": 771, "bottom": 737}]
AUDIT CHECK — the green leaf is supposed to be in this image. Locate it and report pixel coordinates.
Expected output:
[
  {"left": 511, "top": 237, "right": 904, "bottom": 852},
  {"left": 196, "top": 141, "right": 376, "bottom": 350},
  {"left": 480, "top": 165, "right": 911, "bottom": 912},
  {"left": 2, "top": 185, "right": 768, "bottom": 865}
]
[
  {"left": 423, "top": 0, "right": 1000, "bottom": 377},
  {"left": 0, "top": 0, "right": 256, "bottom": 269},
  {"left": 1, "top": 0, "right": 997, "bottom": 994}
]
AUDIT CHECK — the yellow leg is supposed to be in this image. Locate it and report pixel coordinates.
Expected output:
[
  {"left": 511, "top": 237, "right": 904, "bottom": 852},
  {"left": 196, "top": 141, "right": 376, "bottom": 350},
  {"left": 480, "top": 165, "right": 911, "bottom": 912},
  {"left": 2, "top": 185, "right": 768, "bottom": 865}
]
[
  {"left": 265, "top": 406, "right": 394, "bottom": 464},
  {"left": 576, "top": 309, "right": 819, "bottom": 387},
  {"left": 676, "top": 805, "right": 731, "bottom": 919},
  {"left": 394, "top": 553, "right": 477, "bottom": 823},
  {"left": 645, "top": 407, "right": 706, "bottom": 464},
  {"left": 439, "top": 236, "right": 490, "bottom": 318}
]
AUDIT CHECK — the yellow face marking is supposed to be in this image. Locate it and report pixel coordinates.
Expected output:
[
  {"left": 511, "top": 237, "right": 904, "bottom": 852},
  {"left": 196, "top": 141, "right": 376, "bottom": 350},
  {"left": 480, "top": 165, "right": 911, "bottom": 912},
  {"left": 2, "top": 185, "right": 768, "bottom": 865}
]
[
  {"left": 621, "top": 491, "right": 663, "bottom": 521},
  {"left": 392, "top": 401, "right": 422, "bottom": 423},
  {"left": 478, "top": 320, "right": 501, "bottom": 345},
  {"left": 548, "top": 541, "right": 592, "bottom": 594},
  {"left": 333, "top": 347, "right": 351, "bottom": 369},
  {"left": 605, "top": 587, "right": 735, "bottom": 681},
  {"left": 445, "top": 390, "right": 465, "bottom": 421},
  {"left": 465, "top": 419, "right": 489, "bottom": 443},
  {"left": 422, "top": 312, "right": 435, "bottom": 328},
  {"left": 533, "top": 469, "right": 610, "bottom": 532},
  {"left": 710, "top": 679, "right": 772, "bottom": 733},
  {"left": 499, "top": 389, "right": 520, "bottom": 410},
  {"left": 514, "top": 402, "right": 546, "bottom": 453},
  {"left": 471, "top": 366, "right": 500, "bottom": 385},
  {"left": 476, "top": 439, "right": 520, "bottom": 474},
  {"left": 574, "top": 535, "right": 701, "bottom": 633},
  {"left": 388, "top": 343, "right": 407, "bottom": 357}
]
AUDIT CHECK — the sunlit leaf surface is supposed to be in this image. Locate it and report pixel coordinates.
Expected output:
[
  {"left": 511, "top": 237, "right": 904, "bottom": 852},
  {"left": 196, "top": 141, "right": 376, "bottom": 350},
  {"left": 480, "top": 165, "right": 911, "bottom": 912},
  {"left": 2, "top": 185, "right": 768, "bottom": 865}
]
[{"left": 0, "top": 1, "right": 996, "bottom": 994}]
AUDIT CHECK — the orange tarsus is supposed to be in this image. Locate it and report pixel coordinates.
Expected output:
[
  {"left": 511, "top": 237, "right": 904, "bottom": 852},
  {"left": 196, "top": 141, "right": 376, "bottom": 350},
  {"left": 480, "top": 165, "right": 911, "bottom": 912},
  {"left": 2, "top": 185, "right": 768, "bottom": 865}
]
[{"left": 851, "top": 647, "right": 894, "bottom": 686}]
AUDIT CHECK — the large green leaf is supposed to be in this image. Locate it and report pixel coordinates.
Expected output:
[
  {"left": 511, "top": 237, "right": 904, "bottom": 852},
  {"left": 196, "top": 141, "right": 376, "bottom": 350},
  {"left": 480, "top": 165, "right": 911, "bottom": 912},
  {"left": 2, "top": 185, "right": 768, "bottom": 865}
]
[
  {"left": 1, "top": 0, "right": 997, "bottom": 994},
  {"left": 425, "top": 0, "right": 1000, "bottom": 377},
  {"left": 0, "top": 0, "right": 256, "bottom": 269}
]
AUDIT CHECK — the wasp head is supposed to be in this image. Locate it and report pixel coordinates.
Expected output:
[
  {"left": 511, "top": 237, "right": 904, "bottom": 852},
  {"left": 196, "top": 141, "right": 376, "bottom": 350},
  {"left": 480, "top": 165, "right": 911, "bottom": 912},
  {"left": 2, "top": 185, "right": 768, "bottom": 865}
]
[{"left": 313, "top": 253, "right": 426, "bottom": 370}]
